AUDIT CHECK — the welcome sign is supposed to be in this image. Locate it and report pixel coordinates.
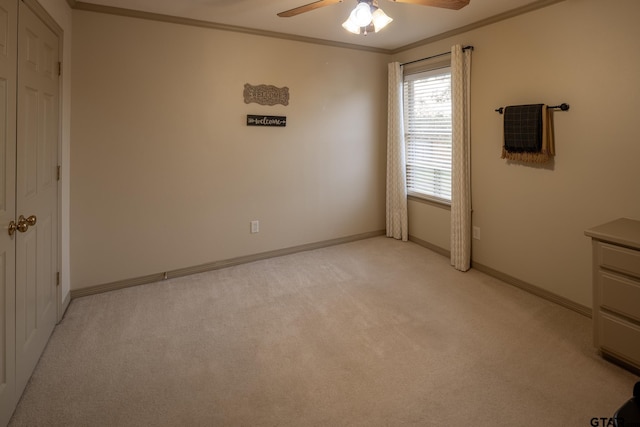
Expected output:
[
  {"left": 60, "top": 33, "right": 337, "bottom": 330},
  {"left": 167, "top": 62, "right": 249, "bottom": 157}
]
[{"left": 247, "top": 115, "right": 287, "bottom": 127}]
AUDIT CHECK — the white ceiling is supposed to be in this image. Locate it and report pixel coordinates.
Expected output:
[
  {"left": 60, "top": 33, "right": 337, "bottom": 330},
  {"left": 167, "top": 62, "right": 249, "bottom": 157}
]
[{"left": 77, "top": 0, "right": 548, "bottom": 51}]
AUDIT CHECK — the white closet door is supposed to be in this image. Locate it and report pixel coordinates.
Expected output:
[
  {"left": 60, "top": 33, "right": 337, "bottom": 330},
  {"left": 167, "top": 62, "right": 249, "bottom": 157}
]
[
  {"left": 14, "top": 0, "right": 59, "bottom": 399},
  {"left": 0, "top": 0, "right": 17, "bottom": 425}
]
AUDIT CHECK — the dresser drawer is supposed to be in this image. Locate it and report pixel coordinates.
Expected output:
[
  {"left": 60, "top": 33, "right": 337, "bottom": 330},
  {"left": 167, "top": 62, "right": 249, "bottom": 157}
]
[
  {"left": 599, "top": 243, "right": 640, "bottom": 277},
  {"left": 599, "top": 313, "right": 640, "bottom": 366},
  {"left": 599, "top": 271, "right": 640, "bottom": 322}
]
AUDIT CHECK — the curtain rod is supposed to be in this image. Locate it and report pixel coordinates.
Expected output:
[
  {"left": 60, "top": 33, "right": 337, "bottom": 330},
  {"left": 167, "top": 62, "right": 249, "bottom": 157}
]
[{"left": 400, "top": 45, "right": 474, "bottom": 67}]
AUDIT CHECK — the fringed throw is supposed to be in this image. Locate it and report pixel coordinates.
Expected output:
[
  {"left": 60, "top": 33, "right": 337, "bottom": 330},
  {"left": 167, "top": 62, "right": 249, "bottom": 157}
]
[{"left": 501, "top": 104, "right": 555, "bottom": 163}]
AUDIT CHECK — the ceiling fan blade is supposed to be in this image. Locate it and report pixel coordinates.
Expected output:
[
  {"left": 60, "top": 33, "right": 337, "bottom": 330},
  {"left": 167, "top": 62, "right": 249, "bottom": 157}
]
[
  {"left": 390, "top": 0, "right": 470, "bottom": 10},
  {"left": 277, "top": 0, "right": 344, "bottom": 18}
]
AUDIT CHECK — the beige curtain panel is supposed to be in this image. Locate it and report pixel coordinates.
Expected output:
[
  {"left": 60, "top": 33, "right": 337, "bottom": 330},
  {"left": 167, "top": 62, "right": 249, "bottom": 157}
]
[
  {"left": 450, "top": 45, "right": 472, "bottom": 272},
  {"left": 386, "top": 62, "right": 408, "bottom": 241}
]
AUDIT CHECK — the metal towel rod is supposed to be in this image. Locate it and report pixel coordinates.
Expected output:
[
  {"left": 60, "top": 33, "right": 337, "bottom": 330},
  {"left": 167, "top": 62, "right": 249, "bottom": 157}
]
[{"left": 495, "top": 103, "right": 570, "bottom": 114}]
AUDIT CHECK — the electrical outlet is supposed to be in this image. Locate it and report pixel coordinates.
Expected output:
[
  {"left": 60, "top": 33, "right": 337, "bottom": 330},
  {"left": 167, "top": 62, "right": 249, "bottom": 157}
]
[
  {"left": 250, "top": 220, "right": 259, "bottom": 234},
  {"left": 472, "top": 226, "right": 481, "bottom": 240}
]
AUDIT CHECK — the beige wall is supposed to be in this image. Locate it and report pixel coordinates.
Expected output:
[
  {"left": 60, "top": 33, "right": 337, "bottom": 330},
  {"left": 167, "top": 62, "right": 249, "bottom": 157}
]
[
  {"left": 71, "top": 0, "right": 640, "bottom": 308},
  {"left": 395, "top": 0, "right": 640, "bottom": 308},
  {"left": 70, "top": 11, "right": 388, "bottom": 289}
]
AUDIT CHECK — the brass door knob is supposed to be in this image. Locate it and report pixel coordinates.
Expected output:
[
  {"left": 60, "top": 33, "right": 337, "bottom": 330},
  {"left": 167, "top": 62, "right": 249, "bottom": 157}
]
[
  {"left": 8, "top": 220, "right": 17, "bottom": 236},
  {"left": 16, "top": 215, "right": 37, "bottom": 233},
  {"left": 24, "top": 215, "right": 37, "bottom": 226}
]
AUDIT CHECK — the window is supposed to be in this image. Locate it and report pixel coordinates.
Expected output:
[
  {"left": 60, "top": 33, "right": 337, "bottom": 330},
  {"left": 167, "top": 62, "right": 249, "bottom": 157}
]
[{"left": 403, "top": 67, "right": 452, "bottom": 203}]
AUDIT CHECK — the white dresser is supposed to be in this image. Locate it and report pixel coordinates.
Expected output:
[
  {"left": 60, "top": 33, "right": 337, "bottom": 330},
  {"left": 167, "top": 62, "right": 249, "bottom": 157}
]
[{"left": 585, "top": 218, "right": 640, "bottom": 372}]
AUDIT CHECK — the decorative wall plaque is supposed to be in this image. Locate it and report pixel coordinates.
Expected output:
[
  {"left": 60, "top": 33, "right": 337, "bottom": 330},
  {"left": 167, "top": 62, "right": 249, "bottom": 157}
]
[
  {"left": 244, "top": 84, "right": 289, "bottom": 106},
  {"left": 247, "top": 115, "right": 287, "bottom": 127}
]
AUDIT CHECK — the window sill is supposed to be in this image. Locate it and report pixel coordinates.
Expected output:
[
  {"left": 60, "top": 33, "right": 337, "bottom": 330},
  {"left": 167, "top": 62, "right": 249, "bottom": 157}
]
[{"left": 407, "top": 194, "right": 451, "bottom": 210}]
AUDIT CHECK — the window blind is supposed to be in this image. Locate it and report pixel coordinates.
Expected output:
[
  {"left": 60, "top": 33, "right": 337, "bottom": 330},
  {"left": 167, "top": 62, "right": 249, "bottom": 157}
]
[{"left": 403, "top": 67, "right": 452, "bottom": 203}]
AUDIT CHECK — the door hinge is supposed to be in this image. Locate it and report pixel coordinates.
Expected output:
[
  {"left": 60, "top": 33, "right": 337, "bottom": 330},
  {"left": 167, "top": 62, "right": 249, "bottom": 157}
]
[
  {"left": 58, "top": 61, "right": 61, "bottom": 77},
  {"left": 57, "top": 165, "right": 61, "bottom": 181},
  {"left": 56, "top": 272, "right": 60, "bottom": 287}
]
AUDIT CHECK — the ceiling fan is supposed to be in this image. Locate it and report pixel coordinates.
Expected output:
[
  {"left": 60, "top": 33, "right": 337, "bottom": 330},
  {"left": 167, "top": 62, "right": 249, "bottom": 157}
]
[
  {"left": 277, "top": 0, "right": 470, "bottom": 35},
  {"left": 277, "top": 0, "right": 471, "bottom": 18}
]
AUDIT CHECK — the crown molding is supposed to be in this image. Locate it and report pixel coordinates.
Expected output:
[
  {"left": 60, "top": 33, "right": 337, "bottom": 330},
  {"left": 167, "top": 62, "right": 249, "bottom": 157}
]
[
  {"left": 68, "top": 1, "right": 392, "bottom": 54},
  {"left": 66, "top": 0, "right": 566, "bottom": 55},
  {"left": 392, "top": 0, "right": 566, "bottom": 54}
]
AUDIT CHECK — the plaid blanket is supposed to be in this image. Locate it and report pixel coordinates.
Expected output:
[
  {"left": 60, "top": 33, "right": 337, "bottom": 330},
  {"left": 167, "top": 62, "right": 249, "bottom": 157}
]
[{"left": 503, "top": 104, "right": 544, "bottom": 153}]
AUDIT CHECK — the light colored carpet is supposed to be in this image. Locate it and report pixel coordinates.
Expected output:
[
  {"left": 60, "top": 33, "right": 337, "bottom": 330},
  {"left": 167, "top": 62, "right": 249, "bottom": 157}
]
[{"left": 9, "top": 237, "right": 639, "bottom": 426}]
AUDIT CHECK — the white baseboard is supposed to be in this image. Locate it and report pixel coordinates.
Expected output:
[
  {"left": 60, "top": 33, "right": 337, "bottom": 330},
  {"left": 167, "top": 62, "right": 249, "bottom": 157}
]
[
  {"left": 407, "top": 234, "right": 592, "bottom": 319},
  {"left": 70, "top": 230, "right": 385, "bottom": 299}
]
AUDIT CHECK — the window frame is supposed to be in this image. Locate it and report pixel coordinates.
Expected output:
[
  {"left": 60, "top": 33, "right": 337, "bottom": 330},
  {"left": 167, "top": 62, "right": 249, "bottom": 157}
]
[{"left": 403, "top": 64, "right": 453, "bottom": 206}]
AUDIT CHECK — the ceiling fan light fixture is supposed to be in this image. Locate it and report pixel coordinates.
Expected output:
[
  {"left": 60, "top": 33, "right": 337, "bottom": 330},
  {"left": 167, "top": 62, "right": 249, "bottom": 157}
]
[
  {"left": 371, "top": 8, "right": 393, "bottom": 32},
  {"left": 342, "top": 1, "right": 392, "bottom": 35},
  {"left": 352, "top": 2, "right": 373, "bottom": 27},
  {"left": 341, "top": 17, "right": 362, "bottom": 34}
]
